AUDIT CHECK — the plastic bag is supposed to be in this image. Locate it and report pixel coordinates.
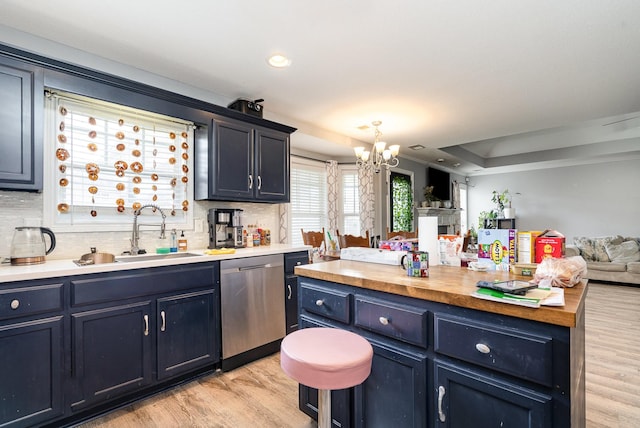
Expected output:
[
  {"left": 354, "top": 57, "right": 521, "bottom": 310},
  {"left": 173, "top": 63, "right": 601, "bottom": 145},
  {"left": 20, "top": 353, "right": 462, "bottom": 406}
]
[{"left": 532, "top": 256, "right": 587, "bottom": 288}]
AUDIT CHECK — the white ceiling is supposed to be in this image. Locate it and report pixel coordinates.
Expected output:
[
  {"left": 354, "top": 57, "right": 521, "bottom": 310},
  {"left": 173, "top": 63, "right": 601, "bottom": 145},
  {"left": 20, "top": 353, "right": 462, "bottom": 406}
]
[{"left": 1, "top": 0, "right": 640, "bottom": 174}]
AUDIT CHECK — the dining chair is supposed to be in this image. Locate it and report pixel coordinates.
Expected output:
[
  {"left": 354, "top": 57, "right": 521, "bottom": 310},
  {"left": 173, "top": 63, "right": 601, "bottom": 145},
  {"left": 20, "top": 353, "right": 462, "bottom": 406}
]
[
  {"left": 385, "top": 227, "right": 418, "bottom": 240},
  {"left": 301, "top": 228, "right": 326, "bottom": 249},
  {"left": 336, "top": 230, "right": 370, "bottom": 248}
]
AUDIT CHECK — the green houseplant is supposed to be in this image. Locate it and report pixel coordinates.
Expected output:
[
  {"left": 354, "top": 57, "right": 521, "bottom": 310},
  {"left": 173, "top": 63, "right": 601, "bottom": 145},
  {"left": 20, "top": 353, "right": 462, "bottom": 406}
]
[
  {"left": 422, "top": 185, "right": 440, "bottom": 208},
  {"left": 491, "top": 189, "right": 511, "bottom": 218}
]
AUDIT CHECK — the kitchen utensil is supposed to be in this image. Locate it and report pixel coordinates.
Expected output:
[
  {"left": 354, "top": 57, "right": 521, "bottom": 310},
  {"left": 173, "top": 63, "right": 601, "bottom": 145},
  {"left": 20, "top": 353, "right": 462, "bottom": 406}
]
[{"left": 10, "top": 226, "right": 56, "bottom": 265}]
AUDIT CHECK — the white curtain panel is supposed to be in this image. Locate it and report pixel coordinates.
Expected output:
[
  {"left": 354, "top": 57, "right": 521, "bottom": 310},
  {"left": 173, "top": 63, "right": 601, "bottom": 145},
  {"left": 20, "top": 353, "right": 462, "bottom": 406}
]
[
  {"left": 326, "top": 160, "right": 339, "bottom": 231},
  {"left": 279, "top": 203, "right": 289, "bottom": 244}
]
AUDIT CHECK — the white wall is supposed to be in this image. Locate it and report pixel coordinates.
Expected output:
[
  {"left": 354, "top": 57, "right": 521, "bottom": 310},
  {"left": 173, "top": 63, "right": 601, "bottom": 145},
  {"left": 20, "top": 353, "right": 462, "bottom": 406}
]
[{"left": 467, "top": 158, "right": 640, "bottom": 242}]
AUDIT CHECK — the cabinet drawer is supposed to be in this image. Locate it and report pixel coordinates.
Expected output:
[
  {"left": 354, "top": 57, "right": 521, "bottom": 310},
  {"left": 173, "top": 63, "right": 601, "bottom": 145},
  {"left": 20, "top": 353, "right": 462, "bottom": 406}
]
[
  {"left": 354, "top": 296, "right": 428, "bottom": 348},
  {"left": 300, "top": 282, "right": 350, "bottom": 324},
  {"left": 285, "top": 252, "right": 309, "bottom": 274},
  {"left": 0, "top": 283, "right": 64, "bottom": 320},
  {"left": 434, "top": 314, "right": 553, "bottom": 386}
]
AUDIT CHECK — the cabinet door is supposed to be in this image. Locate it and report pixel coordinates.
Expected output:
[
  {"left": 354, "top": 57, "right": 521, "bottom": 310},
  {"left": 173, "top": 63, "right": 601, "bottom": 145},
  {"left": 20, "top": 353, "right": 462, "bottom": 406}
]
[
  {"left": 0, "top": 316, "right": 64, "bottom": 427},
  {"left": 354, "top": 340, "right": 427, "bottom": 428},
  {"left": 254, "top": 127, "right": 290, "bottom": 202},
  {"left": 284, "top": 274, "right": 299, "bottom": 334},
  {"left": 0, "top": 56, "right": 43, "bottom": 191},
  {"left": 210, "top": 116, "right": 254, "bottom": 199},
  {"left": 433, "top": 360, "right": 552, "bottom": 428},
  {"left": 70, "top": 302, "right": 152, "bottom": 410},
  {"left": 157, "top": 290, "right": 217, "bottom": 380}
]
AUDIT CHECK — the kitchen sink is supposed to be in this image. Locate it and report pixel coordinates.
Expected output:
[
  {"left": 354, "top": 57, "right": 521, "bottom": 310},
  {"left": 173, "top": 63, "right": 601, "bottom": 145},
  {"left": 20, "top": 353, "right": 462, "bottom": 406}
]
[{"left": 115, "top": 252, "right": 202, "bottom": 263}]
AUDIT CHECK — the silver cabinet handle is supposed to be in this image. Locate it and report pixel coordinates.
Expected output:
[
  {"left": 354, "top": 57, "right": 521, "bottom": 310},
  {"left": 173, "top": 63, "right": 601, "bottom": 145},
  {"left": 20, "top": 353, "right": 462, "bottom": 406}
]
[
  {"left": 438, "top": 385, "right": 446, "bottom": 422},
  {"left": 161, "top": 310, "right": 166, "bottom": 332},
  {"left": 379, "top": 316, "right": 389, "bottom": 325},
  {"left": 287, "top": 284, "right": 292, "bottom": 300},
  {"left": 315, "top": 299, "right": 324, "bottom": 306},
  {"left": 476, "top": 343, "right": 491, "bottom": 354},
  {"left": 143, "top": 314, "right": 149, "bottom": 336},
  {"left": 248, "top": 174, "right": 253, "bottom": 189},
  {"left": 257, "top": 175, "right": 262, "bottom": 190},
  {"left": 296, "top": 261, "right": 302, "bottom": 266},
  {"left": 10, "top": 299, "right": 19, "bottom": 310}
]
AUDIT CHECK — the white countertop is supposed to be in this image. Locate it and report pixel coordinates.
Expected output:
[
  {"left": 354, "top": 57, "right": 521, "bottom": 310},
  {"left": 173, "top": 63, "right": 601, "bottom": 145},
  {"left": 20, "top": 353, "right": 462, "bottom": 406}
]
[{"left": 0, "top": 244, "right": 310, "bottom": 284}]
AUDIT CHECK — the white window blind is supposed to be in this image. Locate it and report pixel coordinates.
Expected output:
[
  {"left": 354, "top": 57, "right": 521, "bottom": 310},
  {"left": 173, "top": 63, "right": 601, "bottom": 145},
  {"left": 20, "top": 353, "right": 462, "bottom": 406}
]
[
  {"left": 290, "top": 158, "right": 327, "bottom": 246},
  {"left": 44, "top": 90, "right": 194, "bottom": 231},
  {"left": 341, "top": 168, "right": 360, "bottom": 235}
]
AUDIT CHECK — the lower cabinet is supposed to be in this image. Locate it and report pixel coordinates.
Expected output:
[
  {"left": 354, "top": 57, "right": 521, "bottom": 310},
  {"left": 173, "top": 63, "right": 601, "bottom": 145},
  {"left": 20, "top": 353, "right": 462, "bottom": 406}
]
[
  {"left": 0, "top": 316, "right": 64, "bottom": 427},
  {"left": 157, "top": 290, "right": 217, "bottom": 380},
  {"left": 284, "top": 251, "right": 309, "bottom": 334},
  {"left": 354, "top": 340, "right": 427, "bottom": 428},
  {"left": 70, "top": 302, "right": 153, "bottom": 410},
  {"left": 433, "top": 360, "right": 552, "bottom": 428}
]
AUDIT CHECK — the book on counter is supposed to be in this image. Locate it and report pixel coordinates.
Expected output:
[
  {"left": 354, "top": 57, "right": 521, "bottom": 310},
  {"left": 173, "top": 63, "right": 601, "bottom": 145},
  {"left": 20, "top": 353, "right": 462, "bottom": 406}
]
[{"left": 471, "top": 286, "right": 565, "bottom": 308}]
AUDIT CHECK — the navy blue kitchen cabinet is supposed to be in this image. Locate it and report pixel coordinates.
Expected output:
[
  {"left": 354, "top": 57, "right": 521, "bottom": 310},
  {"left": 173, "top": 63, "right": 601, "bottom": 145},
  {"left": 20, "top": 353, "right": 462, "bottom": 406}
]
[
  {"left": 67, "top": 263, "right": 219, "bottom": 415},
  {"left": 195, "top": 114, "right": 293, "bottom": 202},
  {"left": 0, "top": 55, "right": 43, "bottom": 191},
  {"left": 284, "top": 251, "right": 309, "bottom": 334},
  {"left": 70, "top": 301, "right": 153, "bottom": 410},
  {"left": 157, "top": 289, "right": 217, "bottom": 380},
  {"left": 0, "top": 281, "right": 64, "bottom": 428},
  {"left": 296, "top": 277, "right": 583, "bottom": 428}
]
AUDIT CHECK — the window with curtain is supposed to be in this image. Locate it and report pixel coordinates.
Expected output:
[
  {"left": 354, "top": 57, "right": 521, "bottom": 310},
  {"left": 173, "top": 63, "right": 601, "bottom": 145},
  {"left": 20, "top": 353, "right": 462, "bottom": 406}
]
[
  {"left": 340, "top": 166, "right": 360, "bottom": 235},
  {"left": 45, "top": 90, "right": 194, "bottom": 231},
  {"left": 290, "top": 157, "right": 327, "bottom": 246},
  {"left": 390, "top": 171, "right": 414, "bottom": 231}
]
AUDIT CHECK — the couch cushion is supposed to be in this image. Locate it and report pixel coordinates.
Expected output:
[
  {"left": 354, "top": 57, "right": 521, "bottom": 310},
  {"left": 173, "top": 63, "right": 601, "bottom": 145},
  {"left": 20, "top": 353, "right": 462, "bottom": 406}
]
[
  {"left": 586, "top": 261, "right": 627, "bottom": 272},
  {"left": 627, "top": 262, "right": 640, "bottom": 275},
  {"left": 574, "top": 237, "right": 596, "bottom": 261},
  {"left": 605, "top": 240, "right": 640, "bottom": 263},
  {"left": 594, "top": 236, "right": 624, "bottom": 262}
]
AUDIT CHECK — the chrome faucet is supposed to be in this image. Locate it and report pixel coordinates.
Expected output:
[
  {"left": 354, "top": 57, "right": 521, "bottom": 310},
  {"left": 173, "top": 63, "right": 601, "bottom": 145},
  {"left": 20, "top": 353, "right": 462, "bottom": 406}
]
[{"left": 130, "top": 204, "right": 166, "bottom": 255}]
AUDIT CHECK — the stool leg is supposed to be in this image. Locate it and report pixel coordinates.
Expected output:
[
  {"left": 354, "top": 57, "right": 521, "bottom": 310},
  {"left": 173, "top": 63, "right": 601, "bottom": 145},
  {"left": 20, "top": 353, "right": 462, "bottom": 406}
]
[{"left": 318, "top": 389, "right": 331, "bottom": 428}]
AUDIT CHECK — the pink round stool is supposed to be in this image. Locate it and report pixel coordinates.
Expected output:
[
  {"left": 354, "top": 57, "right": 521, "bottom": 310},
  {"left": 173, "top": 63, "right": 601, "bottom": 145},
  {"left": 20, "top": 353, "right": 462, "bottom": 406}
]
[{"left": 280, "top": 327, "right": 373, "bottom": 428}]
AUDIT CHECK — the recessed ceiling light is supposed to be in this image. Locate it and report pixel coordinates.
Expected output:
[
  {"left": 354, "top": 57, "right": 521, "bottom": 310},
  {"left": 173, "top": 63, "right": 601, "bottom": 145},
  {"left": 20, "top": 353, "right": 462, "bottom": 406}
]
[
  {"left": 267, "top": 54, "right": 291, "bottom": 68},
  {"left": 436, "top": 158, "right": 445, "bottom": 163},
  {"left": 453, "top": 162, "right": 461, "bottom": 167},
  {"left": 409, "top": 144, "right": 425, "bottom": 150}
]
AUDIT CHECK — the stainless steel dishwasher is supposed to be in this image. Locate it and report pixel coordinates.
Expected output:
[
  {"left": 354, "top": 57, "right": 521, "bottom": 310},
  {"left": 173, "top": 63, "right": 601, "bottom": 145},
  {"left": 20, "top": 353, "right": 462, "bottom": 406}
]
[{"left": 220, "top": 254, "right": 285, "bottom": 370}]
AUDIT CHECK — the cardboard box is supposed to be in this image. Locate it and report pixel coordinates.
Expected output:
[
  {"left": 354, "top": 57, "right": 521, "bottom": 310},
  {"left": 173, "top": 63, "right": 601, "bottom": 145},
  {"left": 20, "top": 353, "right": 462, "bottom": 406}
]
[
  {"left": 379, "top": 238, "right": 418, "bottom": 252},
  {"left": 535, "top": 230, "right": 565, "bottom": 263},
  {"left": 517, "top": 231, "right": 543, "bottom": 264},
  {"left": 477, "top": 228, "right": 516, "bottom": 271},
  {"left": 512, "top": 263, "right": 538, "bottom": 276}
]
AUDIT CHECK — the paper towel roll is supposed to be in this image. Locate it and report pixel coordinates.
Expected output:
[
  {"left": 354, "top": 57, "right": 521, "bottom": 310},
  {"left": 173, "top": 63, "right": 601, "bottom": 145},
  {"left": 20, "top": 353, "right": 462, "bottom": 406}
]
[{"left": 418, "top": 216, "right": 439, "bottom": 266}]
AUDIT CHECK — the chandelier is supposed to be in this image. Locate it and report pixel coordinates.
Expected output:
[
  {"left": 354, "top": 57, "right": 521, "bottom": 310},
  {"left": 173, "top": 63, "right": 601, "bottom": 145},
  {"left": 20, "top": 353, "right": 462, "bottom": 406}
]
[{"left": 354, "top": 120, "right": 400, "bottom": 172}]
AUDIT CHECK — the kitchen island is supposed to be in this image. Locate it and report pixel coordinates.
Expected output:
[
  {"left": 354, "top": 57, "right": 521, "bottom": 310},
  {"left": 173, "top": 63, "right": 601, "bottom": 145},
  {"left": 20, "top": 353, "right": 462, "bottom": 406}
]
[{"left": 294, "top": 260, "right": 586, "bottom": 428}]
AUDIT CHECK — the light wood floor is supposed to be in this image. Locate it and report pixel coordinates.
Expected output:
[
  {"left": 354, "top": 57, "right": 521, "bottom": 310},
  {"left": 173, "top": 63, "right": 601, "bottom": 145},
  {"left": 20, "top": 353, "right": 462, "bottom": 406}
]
[{"left": 77, "top": 282, "right": 640, "bottom": 428}]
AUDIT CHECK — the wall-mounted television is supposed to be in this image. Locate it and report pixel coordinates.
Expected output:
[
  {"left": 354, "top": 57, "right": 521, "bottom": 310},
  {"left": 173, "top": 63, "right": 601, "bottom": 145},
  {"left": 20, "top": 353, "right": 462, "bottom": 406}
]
[{"left": 426, "top": 167, "right": 451, "bottom": 201}]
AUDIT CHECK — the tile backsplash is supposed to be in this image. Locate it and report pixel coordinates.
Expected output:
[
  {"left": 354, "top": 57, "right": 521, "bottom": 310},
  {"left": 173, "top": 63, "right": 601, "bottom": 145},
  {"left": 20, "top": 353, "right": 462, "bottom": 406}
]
[{"left": 0, "top": 190, "right": 282, "bottom": 260}]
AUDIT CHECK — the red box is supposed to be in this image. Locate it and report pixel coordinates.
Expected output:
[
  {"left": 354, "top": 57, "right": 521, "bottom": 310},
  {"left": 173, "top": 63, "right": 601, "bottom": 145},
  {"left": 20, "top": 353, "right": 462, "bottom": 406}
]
[{"left": 535, "top": 230, "right": 565, "bottom": 263}]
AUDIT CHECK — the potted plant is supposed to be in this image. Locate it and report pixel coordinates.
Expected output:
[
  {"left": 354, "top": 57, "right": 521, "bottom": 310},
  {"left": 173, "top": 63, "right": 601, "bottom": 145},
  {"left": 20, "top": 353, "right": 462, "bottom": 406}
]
[
  {"left": 423, "top": 186, "right": 440, "bottom": 208},
  {"left": 491, "top": 189, "right": 512, "bottom": 218}
]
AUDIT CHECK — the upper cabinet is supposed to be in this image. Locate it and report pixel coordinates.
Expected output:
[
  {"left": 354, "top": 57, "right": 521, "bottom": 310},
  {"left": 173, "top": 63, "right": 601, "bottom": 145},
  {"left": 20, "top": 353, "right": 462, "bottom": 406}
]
[
  {"left": 0, "top": 55, "right": 44, "bottom": 191},
  {"left": 195, "top": 113, "right": 294, "bottom": 203}
]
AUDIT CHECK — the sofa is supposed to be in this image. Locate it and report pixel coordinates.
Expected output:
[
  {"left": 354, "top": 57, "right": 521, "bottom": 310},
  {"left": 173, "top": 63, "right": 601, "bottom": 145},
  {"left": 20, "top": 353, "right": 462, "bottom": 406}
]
[{"left": 565, "top": 236, "right": 640, "bottom": 285}]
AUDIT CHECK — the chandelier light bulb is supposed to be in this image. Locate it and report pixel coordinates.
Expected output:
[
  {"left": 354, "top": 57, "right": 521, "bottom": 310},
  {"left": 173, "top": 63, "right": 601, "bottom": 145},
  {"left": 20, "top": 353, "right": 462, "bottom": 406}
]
[
  {"left": 375, "top": 141, "right": 387, "bottom": 153},
  {"left": 362, "top": 151, "right": 371, "bottom": 162},
  {"left": 389, "top": 145, "right": 400, "bottom": 157},
  {"left": 383, "top": 149, "right": 392, "bottom": 160},
  {"left": 354, "top": 146, "right": 365, "bottom": 158}
]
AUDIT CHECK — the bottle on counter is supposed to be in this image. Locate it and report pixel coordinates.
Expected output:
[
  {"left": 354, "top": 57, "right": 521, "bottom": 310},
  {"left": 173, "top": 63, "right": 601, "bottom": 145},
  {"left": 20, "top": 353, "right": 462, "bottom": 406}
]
[
  {"left": 170, "top": 229, "right": 178, "bottom": 252},
  {"left": 178, "top": 230, "right": 188, "bottom": 251},
  {"left": 246, "top": 225, "right": 253, "bottom": 247}
]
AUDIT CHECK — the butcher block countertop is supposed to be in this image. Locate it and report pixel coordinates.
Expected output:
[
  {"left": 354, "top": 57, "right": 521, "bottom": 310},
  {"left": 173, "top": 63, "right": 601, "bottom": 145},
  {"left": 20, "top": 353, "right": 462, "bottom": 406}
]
[{"left": 295, "top": 260, "right": 587, "bottom": 328}]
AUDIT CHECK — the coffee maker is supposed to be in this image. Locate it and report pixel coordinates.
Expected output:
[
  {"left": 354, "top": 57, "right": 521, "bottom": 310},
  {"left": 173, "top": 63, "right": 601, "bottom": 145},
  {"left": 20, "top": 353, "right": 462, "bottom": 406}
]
[{"left": 208, "top": 208, "right": 243, "bottom": 249}]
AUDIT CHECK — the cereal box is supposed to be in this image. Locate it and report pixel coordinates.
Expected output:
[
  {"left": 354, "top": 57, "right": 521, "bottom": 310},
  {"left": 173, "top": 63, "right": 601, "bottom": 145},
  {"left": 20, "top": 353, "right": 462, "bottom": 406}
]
[
  {"left": 477, "top": 228, "right": 516, "bottom": 271},
  {"left": 517, "top": 231, "right": 543, "bottom": 264},
  {"left": 535, "top": 230, "right": 565, "bottom": 263}
]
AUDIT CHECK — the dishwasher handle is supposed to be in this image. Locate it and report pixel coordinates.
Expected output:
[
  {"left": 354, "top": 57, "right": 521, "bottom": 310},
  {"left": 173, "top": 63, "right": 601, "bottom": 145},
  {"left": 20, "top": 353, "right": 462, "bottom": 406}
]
[{"left": 237, "top": 263, "right": 274, "bottom": 271}]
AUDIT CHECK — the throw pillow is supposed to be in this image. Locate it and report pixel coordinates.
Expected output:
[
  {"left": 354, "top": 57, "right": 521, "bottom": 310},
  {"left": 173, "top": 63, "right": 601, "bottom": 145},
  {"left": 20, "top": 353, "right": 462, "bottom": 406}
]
[
  {"left": 573, "top": 237, "right": 596, "bottom": 261},
  {"left": 605, "top": 240, "right": 640, "bottom": 263},
  {"left": 593, "top": 236, "right": 624, "bottom": 262}
]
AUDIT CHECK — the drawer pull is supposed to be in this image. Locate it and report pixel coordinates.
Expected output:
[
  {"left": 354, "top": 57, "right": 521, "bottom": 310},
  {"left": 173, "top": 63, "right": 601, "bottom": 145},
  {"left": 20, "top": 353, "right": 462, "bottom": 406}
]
[
  {"left": 437, "top": 385, "right": 446, "bottom": 422},
  {"left": 296, "top": 261, "right": 302, "bottom": 266},
  {"left": 379, "top": 316, "right": 390, "bottom": 325},
  {"left": 10, "top": 299, "right": 20, "bottom": 310},
  {"left": 475, "top": 343, "right": 491, "bottom": 354},
  {"left": 287, "top": 284, "right": 292, "bottom": 299},
  {"left": 315, "top": 299, "right": 324, "bottom": 306},
  {"left": 143, "top": 314, "right": 149, "bottom": 336},
  {"left": 160, "top": 310, "right": 166, "bottom": 332}
]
